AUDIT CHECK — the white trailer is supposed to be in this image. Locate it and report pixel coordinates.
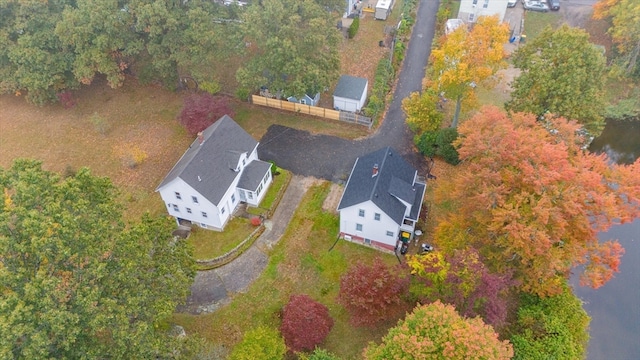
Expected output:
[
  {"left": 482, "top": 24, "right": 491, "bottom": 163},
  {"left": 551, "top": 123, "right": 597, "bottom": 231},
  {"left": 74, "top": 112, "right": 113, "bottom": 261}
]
[{"left": 374, "top": 0, "right": 393, "bottom": 20}]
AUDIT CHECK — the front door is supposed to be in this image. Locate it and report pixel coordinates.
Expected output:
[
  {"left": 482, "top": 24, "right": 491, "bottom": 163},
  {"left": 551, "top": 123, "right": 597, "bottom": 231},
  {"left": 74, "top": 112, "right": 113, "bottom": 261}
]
[{"left": 239, "top": 189, "right": 246, "bottom": 202}]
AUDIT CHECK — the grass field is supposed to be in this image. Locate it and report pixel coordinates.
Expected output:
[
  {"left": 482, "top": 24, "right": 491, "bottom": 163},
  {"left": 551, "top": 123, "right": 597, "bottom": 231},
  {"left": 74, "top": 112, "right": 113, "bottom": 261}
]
[
  {"left": 173, "top": 183, "right": 406, "bottom": 359},
  {"left": 522, "top": 11, "right": 562, "bottom": 40}
]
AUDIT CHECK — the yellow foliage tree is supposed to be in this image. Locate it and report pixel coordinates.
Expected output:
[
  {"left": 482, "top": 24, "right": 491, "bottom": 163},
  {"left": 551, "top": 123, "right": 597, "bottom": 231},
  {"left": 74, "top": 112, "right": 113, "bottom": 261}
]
[{"left": 429, "top": 15, "right": 509, "bottom": 127}]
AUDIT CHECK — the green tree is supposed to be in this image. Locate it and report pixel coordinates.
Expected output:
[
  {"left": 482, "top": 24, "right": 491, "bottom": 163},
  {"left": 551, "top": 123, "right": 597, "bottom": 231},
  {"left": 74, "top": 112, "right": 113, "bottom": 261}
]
[
  {"left": 230, "top": 326, "right": 286, "bottom": 360},
  {"left": 236, "top": 0, "right": 340, "bottom": 98},
  {"left": 55, "top": 0, "right": 144, "bottom": 88},
  {"left": 506, "top": 25, "right": 607, "bottom": 136},
  {"left": 594, "top": 0, "right": 640, "bottom": 76},
  {"left": 0, "top": 0, "right": 76, "bottom": 104},
  {"left": 0, "top": 159, "right": 195, "bottom": 359},
  {"left": 364, "top": 301, "right": 514, "bottom": 360},
  {"left": 429, "top": 15, "right": 509, "bottom": 127},
  {"left": 510, "top": 284, "right": 590, "bottom": 360}
]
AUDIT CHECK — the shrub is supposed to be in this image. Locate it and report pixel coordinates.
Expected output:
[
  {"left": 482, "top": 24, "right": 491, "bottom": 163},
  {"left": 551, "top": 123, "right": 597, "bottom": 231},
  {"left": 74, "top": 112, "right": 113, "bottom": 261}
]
[
  {"left": 348, "top": 17, "right": 359, "bottom": 39},
  {"left": 57, "top": 90, "right": 76, "bottom": 109},
  {"left": 436, "top": 127, "right": 460, "bottom": 165},
  {"left": 416, "top": 130, "right": 439, "bottom": 157},
  {"left": 199, "top": 80, "right": 221, "bottom": 95},
  {"left": 338, "top": 258, "right": 409, "bottom": 327},
  {"left": 604, "top": 97, "right": 640, "bottom": 120},
  {"left": 250, "top": 216, "right": 262, "bottom": 226},
  {"left": 230, "top": 326, "right": 286, "bottom": 360},
  {"left": 90, "top": 112, "right": 110, "bottom": 135},
  {"left": 363, "top": 59, "right": 394, "bottom": 119},
  {"left": 236, "top": 87, "right": 250, "bottom": 101},
  {"left": 178, "top": 94, "right": 235, "bottom": 135},
  {"left": 280, "top": 295, "right": 333, "bottom": 352}
]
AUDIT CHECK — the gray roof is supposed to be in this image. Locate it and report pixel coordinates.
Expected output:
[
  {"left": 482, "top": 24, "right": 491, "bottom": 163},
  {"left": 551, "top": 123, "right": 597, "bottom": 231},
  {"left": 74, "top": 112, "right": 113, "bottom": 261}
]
[
  {"left": 333, "top": 75, "right": 368, "bottom": 100},
  {"left": 337, "top": 147, "right": 422, "bottom": 225},
  {"left": 156, "top": 115, "right": 258, "bottom": 206},
  {"left": 238, "top": 160, "right": 271, "bottom": 191}
]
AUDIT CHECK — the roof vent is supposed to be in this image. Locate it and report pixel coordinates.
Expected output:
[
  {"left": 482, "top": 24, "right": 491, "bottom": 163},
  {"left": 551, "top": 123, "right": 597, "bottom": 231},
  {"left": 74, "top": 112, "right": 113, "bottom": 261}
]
[
  {"left": 372, "top": 164, "right": 379, "bottom": 177},
  {"left": 198, "top": 175, "right": 202, "bottom": 182}
]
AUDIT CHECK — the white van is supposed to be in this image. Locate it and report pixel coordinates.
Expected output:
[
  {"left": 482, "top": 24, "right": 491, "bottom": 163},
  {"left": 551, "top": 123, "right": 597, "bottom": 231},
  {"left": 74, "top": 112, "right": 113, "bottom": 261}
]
[{"left": 507, "top": 0, "right": 517, "bottom": 7}]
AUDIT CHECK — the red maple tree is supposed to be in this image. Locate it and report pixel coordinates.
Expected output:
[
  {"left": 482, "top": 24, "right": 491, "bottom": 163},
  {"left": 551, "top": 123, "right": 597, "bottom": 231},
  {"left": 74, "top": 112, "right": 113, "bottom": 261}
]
[
  {"left": 338, "top": 258, "right": 410, "bottom": 327},
  {"left": 178, "top": 93, "right": 235, "bottom": 135},
  {"left": 435, "top": 106, "right": 640, "bottom": 296},
  {"left": 279, "top": 294, "right": 333, "bottom": 353}
]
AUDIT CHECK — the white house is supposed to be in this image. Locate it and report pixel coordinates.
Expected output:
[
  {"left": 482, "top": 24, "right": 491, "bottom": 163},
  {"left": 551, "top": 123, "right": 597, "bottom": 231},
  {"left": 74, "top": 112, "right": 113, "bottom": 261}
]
[
  {"left": 333, "top": 75, "right": 368, "bottom": 112},
  {"left": 458, "top": 0, "right": 509, "bottom": 23},
  {"left": 337, "top": 147, "right": 426, "bottom": 252},
  {"left": 156, "top": 115, "right": 273, "bottom": 231}
]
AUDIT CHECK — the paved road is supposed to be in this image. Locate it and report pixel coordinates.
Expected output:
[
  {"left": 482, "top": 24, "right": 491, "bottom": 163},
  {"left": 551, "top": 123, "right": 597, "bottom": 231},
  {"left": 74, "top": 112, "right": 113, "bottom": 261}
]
[
  {"left": 180, "top": 0, "right": 440, "bottom": 314},
  {"left": 258, "top": 0, "right": 441, "bottom": 181}
]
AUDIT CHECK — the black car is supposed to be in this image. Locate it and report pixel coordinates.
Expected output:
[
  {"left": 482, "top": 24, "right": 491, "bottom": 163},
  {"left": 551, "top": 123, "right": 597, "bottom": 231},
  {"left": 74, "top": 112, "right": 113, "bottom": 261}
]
[{"left": 548, "top": 0, "right": 560, "bottom": 10}]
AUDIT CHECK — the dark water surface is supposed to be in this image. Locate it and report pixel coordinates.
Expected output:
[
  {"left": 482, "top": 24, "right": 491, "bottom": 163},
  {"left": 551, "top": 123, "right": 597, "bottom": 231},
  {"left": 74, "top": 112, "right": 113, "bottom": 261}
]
[{"left": 572, "top": 120, "right": 640, "bottom": 359}]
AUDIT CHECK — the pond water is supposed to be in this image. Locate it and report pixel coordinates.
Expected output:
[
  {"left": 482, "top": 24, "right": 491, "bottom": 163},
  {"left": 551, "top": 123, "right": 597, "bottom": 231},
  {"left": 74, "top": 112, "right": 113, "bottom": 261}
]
[{"left": 571, "top": 120, "right": 640, "bottom": 359}]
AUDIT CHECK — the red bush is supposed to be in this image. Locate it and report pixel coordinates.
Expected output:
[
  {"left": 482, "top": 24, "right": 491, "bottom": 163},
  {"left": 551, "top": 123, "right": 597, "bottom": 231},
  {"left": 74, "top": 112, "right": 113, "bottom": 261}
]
[
  {"left": 280, "top": 294, "right": 333, "bottom": 352},
  {"left": 57, "top": 90, "right": 76, "bottom": 109},
  {"left": 178, "top": 94, "right": 235, "bottom": 135},
  {"left": 250, "top": 216, "right": 262, "bottom": 226},
  {"left": 338, "top": 258, "right": 410, "bottom": 327}
]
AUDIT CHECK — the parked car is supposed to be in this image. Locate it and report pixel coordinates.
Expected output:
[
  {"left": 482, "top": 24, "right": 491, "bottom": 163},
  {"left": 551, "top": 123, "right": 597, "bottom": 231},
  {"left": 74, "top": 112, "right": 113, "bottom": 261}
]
[
  {"left": 524, "top": 1, "right": 549, "bottom": 12},
  {"left": 548, "top": 0, "right": 560, "bottom": 10},
  {"left": 507, "top": 0, "right": 517, "bottom": 7}
]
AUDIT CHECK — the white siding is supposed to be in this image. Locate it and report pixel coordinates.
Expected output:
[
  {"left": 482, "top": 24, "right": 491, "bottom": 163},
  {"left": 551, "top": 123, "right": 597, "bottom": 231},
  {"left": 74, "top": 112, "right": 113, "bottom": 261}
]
[
  {"left": 458, "top": 0, "right": 508, "bottom": 22},
  {"left": 339, "top": 201, "right": 400, "bottom": 248},
  {"left": 158, "top": 178, "right": 224, "bottom": 229}
]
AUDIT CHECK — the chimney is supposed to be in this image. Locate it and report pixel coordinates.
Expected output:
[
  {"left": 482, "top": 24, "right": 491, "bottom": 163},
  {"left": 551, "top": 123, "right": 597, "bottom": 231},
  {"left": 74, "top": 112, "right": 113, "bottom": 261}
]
[
  {"left": 372, "top": 164, "right": 379, "bottom": 177},
  {"left": 197, "top": 132, "right": 204, "bottom": 145}
]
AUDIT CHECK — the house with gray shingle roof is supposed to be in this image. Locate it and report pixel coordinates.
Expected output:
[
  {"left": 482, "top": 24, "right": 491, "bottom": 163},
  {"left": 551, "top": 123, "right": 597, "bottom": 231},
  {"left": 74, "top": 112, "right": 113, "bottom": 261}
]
[
  {"left": 333, "top": 75, "right": 368, "bottom": 112},
  {"left": 156, "top": 115, "right": 272, "bottom": 231},
  {"left": 337, "top": 147, "right": 426, "bottom": 252}
]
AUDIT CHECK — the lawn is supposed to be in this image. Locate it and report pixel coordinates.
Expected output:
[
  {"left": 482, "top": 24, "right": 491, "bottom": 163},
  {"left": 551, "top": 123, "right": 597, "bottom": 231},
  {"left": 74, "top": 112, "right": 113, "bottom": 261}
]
[
  {"left": 522, "top": 11, "right": 562, "bottom": 40},
  {"left": 173, "top": 183, "right": 403, "bottom": 359},
  {"left": 189, "top": 169, "right": 292, "bottom": 260}
]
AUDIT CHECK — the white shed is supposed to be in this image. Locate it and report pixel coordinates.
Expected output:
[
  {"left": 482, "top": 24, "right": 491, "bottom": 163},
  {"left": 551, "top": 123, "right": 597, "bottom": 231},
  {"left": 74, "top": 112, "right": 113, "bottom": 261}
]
[
  {"left": 375, "top": 0, "right": 393, "bottom": 20},
  {"left": 333, "top": 75, "right": 368, "bottom": 112}
]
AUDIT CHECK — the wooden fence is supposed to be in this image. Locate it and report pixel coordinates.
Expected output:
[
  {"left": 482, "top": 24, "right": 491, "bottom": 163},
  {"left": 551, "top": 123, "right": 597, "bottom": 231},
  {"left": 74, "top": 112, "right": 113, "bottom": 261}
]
[{"left": 251, "top": 95, "right": 372, "bottom": 129}]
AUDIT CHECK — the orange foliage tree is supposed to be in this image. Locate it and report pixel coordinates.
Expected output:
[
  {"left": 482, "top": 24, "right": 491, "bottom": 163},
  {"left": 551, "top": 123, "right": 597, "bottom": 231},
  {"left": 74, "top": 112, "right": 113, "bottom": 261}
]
[
  {"left": 364, "top": 301, "right": 513, "bottom": 360},
  {"left": 434, "top": 106, "right": 640, "bottom": 297}
]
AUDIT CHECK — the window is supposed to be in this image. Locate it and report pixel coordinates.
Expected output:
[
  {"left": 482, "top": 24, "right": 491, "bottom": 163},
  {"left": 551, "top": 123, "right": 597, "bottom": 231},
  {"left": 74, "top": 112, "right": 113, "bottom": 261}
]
[
  {"left": 483, "top": 0, "right": 489, "bottom": 8},
  {"left": 175, "top": 192, "right": 182, "bottom": 200},
  {"left": 248, "top": 192, "right": 254, "bottom": 200},
  {"left": 468, "top": 13, "right": 475, "bottom": 22},
  {"left": 386, "top": 231, "right": 394, "bottom": 237},
  {"left": 358, "top": 209, "right": 365, "bottom": 217},
  {"left": 472, "top": 0, "right": 478, "bottom": 4},
  {"left": 374, "top": 213, "right": 381, "bottom": 221},
  {"left": 192, "top": 196, "right": 198, "bottom": 204},
  {"left": 202, "top": 211, "right": 208, "bottom": 218},
  {"left": 172, "top": 204, "right": 179, "bottom": 212},
  {"left": 221, "top": 206, "right": 226, "bottom": 214},
  {"left": 300, "top": 99, "right": 307, "bottom": 105},
  {"left": 257, "top": 183, "right": 263, "bottom": 196},
  {"left": 356, "top": 223, "right": 363, "bottom": 231},
  {"left": 364, "top": 238, "right": 372, "bottom": 245},
  {"left": 186, "top": 208, "right": 192, "bottom": 214},
  {"left": 266, "top": 171, "right": 271, "bottom": 181},
  {"left": 167, "top": 203, "right": 171, "bottom": 208},
  {"left": 231, "top": 194, "right": 236, "bottom": 203}
]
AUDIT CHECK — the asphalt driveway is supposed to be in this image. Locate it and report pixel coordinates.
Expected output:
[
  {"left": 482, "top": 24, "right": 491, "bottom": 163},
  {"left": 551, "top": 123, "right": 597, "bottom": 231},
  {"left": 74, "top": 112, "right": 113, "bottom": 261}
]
[{"left": 258, "top": 0, "right": 441, "bottom": 181}]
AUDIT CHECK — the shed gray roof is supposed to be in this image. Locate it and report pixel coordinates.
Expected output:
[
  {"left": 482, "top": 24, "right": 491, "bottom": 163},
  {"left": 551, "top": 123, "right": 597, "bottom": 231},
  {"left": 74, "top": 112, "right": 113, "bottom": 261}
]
[
  {"left": 156, "top": 115, "right": 258, "bottom": 206},
  {"left": 238, "top": 160, "right": 271, "bottom": 191},
  {"left": 333, "top": 75, "right": 368, "bottom": 100},
  {"left": 337, "top": 147, "right": 422, "bottom": 225}
]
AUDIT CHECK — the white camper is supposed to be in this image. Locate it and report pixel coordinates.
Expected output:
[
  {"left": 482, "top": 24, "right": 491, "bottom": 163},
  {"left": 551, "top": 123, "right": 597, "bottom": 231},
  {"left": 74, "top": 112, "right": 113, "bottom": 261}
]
[{"left": 375, "top": 0, "right": 393, "bottom": 20}]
